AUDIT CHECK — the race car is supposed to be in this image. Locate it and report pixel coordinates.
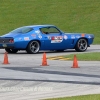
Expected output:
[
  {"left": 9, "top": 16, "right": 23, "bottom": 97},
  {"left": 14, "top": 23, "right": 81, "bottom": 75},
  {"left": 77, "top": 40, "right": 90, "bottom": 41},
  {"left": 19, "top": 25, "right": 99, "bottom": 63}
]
[{"left": 0, "top": 25, "right": 94, "bottom": 54}]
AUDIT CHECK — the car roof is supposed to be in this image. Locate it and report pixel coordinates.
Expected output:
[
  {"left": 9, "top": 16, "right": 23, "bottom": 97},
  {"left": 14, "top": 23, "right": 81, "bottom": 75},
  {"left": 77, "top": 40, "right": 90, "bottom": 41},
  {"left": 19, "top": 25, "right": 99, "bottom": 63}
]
[{"left": 23, "top": 25, "right": 55, "bottom": 28}]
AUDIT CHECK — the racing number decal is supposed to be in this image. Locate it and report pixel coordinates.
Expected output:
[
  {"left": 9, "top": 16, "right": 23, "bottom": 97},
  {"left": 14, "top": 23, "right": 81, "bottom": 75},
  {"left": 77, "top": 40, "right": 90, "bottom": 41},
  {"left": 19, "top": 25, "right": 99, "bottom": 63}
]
[{"left": 51, "top": 36, "right": 63, "bottom": 43}]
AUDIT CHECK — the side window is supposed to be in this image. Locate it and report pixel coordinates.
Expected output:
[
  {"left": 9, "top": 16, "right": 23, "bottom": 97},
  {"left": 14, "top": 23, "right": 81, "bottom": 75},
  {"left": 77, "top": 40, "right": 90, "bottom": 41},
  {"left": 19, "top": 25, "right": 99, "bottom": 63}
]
[
  {"left": 48, "top": 27, "right": 60, "bottom": 33},
  {"left": 40, "top": 28, "right": 48, "bottom": 34},
  {"left": 40, "top": 27, "right": 60, "bottom": 35}
]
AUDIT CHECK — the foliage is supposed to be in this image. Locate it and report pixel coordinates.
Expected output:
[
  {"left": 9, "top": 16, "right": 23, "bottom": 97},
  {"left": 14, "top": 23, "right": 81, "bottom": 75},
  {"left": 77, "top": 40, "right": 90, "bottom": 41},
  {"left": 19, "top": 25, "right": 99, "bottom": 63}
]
[{"left": 0, "top": 0, "right": 100, "bottom": 44}]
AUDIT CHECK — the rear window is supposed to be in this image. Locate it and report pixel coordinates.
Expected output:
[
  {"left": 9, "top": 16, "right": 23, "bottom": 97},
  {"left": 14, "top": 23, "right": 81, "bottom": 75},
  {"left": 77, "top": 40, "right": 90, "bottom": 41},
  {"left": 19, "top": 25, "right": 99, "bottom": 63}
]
[{"left": 10, "top": 27, "right": 33, "bottom": 34}]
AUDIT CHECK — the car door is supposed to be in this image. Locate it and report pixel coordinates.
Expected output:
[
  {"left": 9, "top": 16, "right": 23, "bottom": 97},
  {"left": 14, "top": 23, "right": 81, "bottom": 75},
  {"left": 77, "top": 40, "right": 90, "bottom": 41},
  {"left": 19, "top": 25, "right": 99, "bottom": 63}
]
[{"left": 40, "top": 26, "right": 66, "bottom": 50}]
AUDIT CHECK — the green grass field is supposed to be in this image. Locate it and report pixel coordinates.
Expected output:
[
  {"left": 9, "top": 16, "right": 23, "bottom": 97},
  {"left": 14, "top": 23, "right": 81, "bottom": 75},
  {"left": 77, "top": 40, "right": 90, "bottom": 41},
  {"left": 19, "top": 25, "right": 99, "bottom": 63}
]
[
  {"left": 45, "top": 94, "right": 100, "bottom": 100},
  {"left": 63, "top": 52, "right": 100, "bottom": 61},
  {"left": 0, "top": 0, "right": 100, "bottom": 44}
]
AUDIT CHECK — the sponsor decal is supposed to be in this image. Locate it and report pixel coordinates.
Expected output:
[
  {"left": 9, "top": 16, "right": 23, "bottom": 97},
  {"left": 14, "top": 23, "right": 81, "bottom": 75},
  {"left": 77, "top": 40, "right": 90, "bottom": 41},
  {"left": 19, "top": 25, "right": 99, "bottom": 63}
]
[
  {"left": 24, "top": 37, "right": 29, "bottom": 40},
  {"left": 35, "top": 30, "right": 42, "bottom": 39},
  {"left": 38, "top": 35, "right": 42, "bottom": 39},
  {"left": 48, "top": 36, "right": 50, "bottom": 39},
  {"left": 51, "top": 36, "right": 55, "bottom": 40},
  {"left": 76, "top": 35, "right": 80, "bottom": 38},
  {"left": 19, "top": 38, "right": 22, "bottom": 40},
  {"left": 31, "top": 34, "right": 36, "bottom": 38},
  {"left": 64, "top": 35, "right": 68, "bottom": 40},
  {"left": 51, "top": 36, "right": 63, "bottom": 43},
  {"left": 71, "top": 35, "right": 75, "bottom": 39},
  {"left": 51, "top": 40, "right": 62, "bottom": 43},
  {"left": 57, "top": 36, "right": 63, "bottom": 40},
  {"left": 81, "top": 34, "right": 85, "bottom": 37},
  {"left": 88, "top": 35, "right": 91, "bottom": 38},
  {"left": 35, "top": 30, "right": 40, "bottom": 34}
]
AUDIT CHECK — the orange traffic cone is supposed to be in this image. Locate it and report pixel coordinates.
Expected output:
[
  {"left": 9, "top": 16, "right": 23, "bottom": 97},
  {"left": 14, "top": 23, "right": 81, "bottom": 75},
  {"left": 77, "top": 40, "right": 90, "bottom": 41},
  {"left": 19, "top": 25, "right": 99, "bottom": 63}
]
[
  {"left": 3, "top": 52, "right": 10, "bottom": 64},
  {"left": 72, "top": 55, "right": 79, "bottom": 68},
  {"left": 41, "top": 52, "right": 49, "bottom": 66}
]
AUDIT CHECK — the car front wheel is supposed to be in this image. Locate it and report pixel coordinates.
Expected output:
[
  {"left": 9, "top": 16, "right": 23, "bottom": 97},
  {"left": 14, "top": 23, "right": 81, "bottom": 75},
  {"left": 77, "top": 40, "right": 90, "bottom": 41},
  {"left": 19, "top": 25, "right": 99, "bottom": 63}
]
[
  {"left": 26, "top": 41, "right": 40, "bottom": 54},
  {"left": 75, "top": 38, "right": 88, "bottom": 52}
]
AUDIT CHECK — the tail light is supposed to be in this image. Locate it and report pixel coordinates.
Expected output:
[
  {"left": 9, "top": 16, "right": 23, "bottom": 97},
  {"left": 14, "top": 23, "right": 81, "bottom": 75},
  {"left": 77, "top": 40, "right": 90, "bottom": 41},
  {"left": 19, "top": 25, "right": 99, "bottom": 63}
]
[{"left": 9, "top": 39, "right": 14, "bottom": 43}]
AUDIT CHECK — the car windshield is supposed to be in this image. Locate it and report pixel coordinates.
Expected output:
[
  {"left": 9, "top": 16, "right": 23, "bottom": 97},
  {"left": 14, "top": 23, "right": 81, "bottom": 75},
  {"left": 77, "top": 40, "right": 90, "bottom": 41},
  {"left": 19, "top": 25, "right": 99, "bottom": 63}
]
[{"left": 10, "top": 27, "right": 33, "bottom": 34}]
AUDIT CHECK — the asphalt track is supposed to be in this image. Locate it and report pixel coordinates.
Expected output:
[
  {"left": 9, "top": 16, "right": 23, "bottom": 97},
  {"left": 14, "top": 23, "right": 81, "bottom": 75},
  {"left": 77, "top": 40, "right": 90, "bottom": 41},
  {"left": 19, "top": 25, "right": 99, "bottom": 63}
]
[{"left": 0, "top": 45, "right": 100, "bottom": 100}]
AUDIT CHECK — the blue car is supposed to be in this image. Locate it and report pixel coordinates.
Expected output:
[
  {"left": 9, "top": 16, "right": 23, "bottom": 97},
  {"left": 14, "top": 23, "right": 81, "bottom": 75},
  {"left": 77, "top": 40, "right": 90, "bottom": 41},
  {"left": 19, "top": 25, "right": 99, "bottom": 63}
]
[{"left": 0, "top": 25, "right": 94, "bottom": 54}]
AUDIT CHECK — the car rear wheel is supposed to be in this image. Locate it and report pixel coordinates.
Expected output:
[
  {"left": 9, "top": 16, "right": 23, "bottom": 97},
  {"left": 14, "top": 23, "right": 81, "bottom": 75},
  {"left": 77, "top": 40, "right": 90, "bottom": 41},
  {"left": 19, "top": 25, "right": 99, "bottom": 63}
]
[
  {"left": 75, "top": 38, "right": 88, "bottom": 52},
  {"left": 5, "top": 48, "right": 18, "bottom": 53},
  {"left": 26, "top": 41, "right": 40, "bottom": 54}
]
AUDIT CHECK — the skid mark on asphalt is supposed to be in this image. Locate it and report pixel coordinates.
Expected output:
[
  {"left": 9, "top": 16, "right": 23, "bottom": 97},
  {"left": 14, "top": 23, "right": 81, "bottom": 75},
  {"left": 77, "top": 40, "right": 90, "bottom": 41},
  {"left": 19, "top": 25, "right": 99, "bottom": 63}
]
[
  {"left": 2, "top": 67, "right": 100, "bottom": 85},
  {"left": 3, "top": 67, "right": 100, "bottom": 78},
  {"left": 0, "top": 78, "right": 100, "bottom": 85}
]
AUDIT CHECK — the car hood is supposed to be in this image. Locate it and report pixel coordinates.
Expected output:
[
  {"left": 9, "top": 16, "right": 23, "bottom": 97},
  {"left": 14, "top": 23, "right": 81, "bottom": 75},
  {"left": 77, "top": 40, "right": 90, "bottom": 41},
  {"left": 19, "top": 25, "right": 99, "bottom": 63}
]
[
  {"left": 65, "top": 33, "right": 82, "bottom": 35},
  {"left": 65, "top": 32, "right": 94, "bottom": 35},
  {"left": 64, "top": 33, "right": 94, "bottom": 38}
]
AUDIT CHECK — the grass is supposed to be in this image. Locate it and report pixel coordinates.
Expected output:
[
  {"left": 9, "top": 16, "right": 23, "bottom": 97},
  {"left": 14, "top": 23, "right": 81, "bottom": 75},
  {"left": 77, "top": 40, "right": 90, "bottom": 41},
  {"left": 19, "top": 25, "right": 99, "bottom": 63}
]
[
  {"left": 0, "top": 0, "right": 100, "bottom": 44},
  {"left": 63, "top": 52, "right": 100, "bottom": 61},
  {"left": 45, "top": 94, "right": 100, "bottom": 100}
]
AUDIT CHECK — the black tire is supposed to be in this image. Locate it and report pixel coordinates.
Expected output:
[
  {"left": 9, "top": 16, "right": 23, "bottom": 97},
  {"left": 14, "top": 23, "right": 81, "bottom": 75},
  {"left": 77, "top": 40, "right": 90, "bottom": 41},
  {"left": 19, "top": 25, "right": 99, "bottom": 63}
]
[
  {"left": 75, "top": 38, "right": 88, "bottom": 52},
  {"left": 26, "top": 41, "right": 40, "bottom": 54},
  {"left": 5, "top": 48, "right": 18, "bottom": 53}
]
